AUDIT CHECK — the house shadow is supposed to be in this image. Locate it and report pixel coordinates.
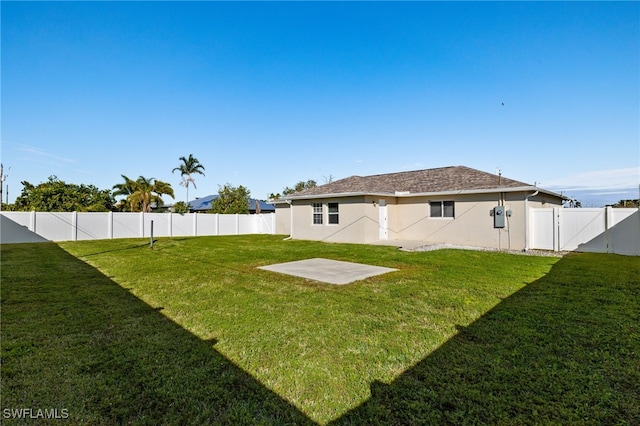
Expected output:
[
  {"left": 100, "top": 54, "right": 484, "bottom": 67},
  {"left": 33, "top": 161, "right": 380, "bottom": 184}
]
[
  {"left": 0, "top": 214, "right": 49, "bottom": 244},
  {"left": 331, "top": 253, "right": 639, "bottom": 425},
  {"left": 1, "top": 243, "right": 315, "bottom": 425}
]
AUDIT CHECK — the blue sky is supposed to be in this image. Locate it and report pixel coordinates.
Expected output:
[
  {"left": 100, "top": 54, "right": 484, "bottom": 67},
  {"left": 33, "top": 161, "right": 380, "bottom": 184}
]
[{"left": 2, "top": 1, "right": 638, "bottom": 207}]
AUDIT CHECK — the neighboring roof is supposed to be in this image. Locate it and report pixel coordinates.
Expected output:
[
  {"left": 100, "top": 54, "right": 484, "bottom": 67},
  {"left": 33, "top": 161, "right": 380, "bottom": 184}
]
[
  {"left": 280, "top": 166, "right": 565, "bottom": 200},
  {"left": 188, "top": 195, "right": 275, "bottom": 212}
]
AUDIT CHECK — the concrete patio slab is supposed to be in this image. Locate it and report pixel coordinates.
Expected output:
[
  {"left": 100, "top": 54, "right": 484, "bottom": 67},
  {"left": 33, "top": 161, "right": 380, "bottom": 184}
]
[{"left": 258, "top": 258, "right": 398, "bottom": 285}]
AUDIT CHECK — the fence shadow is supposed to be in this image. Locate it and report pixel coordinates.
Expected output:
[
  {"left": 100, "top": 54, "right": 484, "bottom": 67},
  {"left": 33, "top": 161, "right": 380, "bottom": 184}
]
[
  {"left": 331, "top": 253, "right": 640, "bottom": 425},
  {"left": 1, "top": 243, "right": 314, "bottom": 425}
]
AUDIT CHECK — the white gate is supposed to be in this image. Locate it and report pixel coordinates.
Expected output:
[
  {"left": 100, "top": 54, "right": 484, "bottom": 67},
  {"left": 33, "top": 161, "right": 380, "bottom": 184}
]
[{"left": 530, "top": 207, "right": 639, "bottom": 255}]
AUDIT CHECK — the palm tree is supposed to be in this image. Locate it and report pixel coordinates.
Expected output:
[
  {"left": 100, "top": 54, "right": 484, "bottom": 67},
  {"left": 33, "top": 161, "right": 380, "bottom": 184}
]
[
  {"left": 113, "top": 175, "right": 174, "bottom": 212},
  {"left": 112, "top": 175, "right": 139, "bottom": 212},
  {"left": 172, "top": 154, "right": 205, "bottom": 203}
]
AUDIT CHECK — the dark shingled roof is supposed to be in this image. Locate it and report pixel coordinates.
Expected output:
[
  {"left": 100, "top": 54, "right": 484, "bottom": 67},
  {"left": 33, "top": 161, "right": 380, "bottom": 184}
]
[{"left": 287, "top": 166, "right": 532, "bottom": 198}]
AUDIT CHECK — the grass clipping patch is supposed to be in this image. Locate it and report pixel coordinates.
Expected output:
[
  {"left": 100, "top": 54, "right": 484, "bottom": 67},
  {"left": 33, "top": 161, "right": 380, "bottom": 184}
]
[{"left": 3, "top": 235, "right": 639, "bottom": 425}]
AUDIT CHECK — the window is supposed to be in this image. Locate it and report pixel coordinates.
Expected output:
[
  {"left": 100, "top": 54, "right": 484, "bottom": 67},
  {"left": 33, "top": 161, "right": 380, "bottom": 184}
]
[
  {"left": 328, "top": 203, "right": 339, "bottom": 224},
  {"left": 312, "top": 203, "right": 323, "bottom": 224},
  {"left": 430, "top": 201, "right": 455, "bottom": 218}
]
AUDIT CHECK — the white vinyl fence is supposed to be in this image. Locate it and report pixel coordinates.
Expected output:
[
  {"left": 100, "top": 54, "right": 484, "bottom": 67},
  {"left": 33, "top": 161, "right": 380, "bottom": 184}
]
[
  {"left": 0, "top": 211, "right": 275, "bottom": 243},
  {"left": 530, "top": 207, "right": 639, "bottom": 255}
]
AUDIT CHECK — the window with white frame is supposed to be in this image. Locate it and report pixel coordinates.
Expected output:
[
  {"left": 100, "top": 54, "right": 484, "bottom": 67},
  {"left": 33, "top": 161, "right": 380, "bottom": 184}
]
[
  {"left": 430, "top": 201, "right": 455, "bottom": 218},
  {"left": 328, "top": 203, "right": 339, "bottom": 224},
  {"left": 312, "top": 203, "right": 323, "bottom": 224}
]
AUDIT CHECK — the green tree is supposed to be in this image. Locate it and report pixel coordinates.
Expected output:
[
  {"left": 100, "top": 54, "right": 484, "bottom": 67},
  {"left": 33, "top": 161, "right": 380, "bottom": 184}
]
[
  {"left": 13, "top": 176, "right": 114, "bottom": 212},
  {"left": 172, "top": 201, "right": 190, "bottom": 214},
  {"left": 172, "top": 154, "right": 205, "bottom": 203},
  {"left": 210, "top": 183, "right": 250, "bottom": 214},
  {"left": 113, "top": 175, "right": 174, "bottom": 212},
  {"left": 112, "top": 175, "right": 139, "bottom": 211},
  {"left": 611, "top": 199, "right": 640, "bottom": 208},
  {"left": 270, "top": 180, "right": 318, "bottom": 199}
]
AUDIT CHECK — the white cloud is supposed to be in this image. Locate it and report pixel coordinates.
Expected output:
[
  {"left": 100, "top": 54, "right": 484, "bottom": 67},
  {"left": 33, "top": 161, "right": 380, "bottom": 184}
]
[
  {"left": 19, "top": 144, "right": 75, "bottom": 164},
  {"left": 543, "top": 167, "right": 640, "bottom": 192}
]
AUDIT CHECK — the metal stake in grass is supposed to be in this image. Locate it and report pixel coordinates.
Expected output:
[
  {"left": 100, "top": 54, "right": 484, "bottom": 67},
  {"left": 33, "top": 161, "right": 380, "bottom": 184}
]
[{"left": 150, "top": 220, "right": 154, "bottom": 250}]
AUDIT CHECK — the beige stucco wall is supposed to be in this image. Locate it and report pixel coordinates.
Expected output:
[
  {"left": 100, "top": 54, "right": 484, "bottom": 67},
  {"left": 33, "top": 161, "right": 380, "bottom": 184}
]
[
  {"left": 274, "top": 203, "right": 291, "bottom": 235},
  {"left": 394, "top": 193, "right": 510, "bottom": 249},
  {"left": 392, "top": 192, "right": 562, "bottom": 250},
  {"left": 281, "top": 191, "right": 563, "bottom": 250},
  {"left": 288, "top": 196, "right": 375, "bottom": 243}
]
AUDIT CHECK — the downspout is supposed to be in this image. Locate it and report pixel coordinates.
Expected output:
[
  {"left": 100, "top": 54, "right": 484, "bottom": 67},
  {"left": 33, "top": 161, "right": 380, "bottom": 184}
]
[
  {"left": 283, "top": 199, "right": 293, "bottom": 240},
  {"left": 524, "top": 190, "right": 539, "bottom": 251}
]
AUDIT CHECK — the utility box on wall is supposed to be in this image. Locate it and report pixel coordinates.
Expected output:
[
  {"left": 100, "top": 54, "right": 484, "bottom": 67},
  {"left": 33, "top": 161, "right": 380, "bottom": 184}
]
[{"left": 493, "top": 206, "right": 505, "bottom": 228}]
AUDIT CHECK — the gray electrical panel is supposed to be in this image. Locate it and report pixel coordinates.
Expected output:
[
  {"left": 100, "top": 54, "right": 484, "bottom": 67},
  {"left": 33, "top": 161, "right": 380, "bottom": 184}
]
[{"left": 493, "top": 206, "right": 505, "bottom": 228}]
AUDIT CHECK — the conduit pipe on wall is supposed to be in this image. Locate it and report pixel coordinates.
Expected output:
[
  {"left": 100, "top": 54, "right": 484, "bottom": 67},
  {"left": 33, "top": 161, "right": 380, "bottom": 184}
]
[{"left": 524, "top": 190, "right": 539, "bottom": 251}]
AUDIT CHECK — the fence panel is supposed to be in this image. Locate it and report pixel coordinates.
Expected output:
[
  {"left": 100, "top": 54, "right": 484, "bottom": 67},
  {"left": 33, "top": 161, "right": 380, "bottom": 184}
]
[
  {"left": 35, "top": 213, "right": 75, "bottom": 241},
  {"left": 143, "top": 213, "right": 170, "bottom": 238},
  {"left": 196, "top": 214, "right": 218, "bottom": 236},
  {"left": 218, "top": 214, "right": 239, "bottom": 235},
  {"left": 530, "top": 208, "right": 555, "bottom": 250},
  {"left": 608, "top": 209, "right": 640, "bottom": 256},
  {"left": 239, "top": 214, "right": 257, "bottom": 234},
  {"left": 1, "top": 212, "right": 31, "bottom": 228},
  {"left": 531, "top": 207, "right": 639, "bottom": 255},
  {"left": 77, "top": 213, "right": 110, "bottom": 241},
  {"left": 113, "top": 213, "right": 141, "bottom": 239},
  {"left": 258, "top": 213, "right": 275, "bottom": 234},
  {"left": 171, "top": 214, "right": 194, "bottom": 236},
  {"left": 559, "top": 208, "right": 606, "bottom": 252}
]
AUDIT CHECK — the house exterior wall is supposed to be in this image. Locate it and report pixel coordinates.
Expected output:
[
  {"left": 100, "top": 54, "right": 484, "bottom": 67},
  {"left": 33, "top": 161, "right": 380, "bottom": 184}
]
[
  {"left": 282, "top": 191, "right": 563, "bottom": 250},
  {"left": 274, "top": 203, "right": 291, "bottom": 235},
  {"left": 288, "top": 196, "right": 373, "bottom": 243},
  {"left": 392, "top": 192, "right": 562, "bottom": 250}
]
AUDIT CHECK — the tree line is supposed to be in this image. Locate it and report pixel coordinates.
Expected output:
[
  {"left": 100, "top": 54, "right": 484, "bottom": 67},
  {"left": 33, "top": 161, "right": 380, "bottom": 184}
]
[{"left": 2, "top": 154, "right": 321, "bottom": 213}]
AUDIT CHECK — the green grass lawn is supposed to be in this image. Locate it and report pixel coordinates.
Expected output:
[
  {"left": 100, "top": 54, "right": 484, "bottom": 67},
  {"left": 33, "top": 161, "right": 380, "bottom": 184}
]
[{"left": 2, "top": 235, "right": 638, "bottom": 425}]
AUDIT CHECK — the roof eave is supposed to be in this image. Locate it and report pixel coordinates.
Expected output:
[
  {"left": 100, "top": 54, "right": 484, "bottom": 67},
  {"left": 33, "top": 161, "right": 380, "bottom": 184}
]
[{"left": 275, "top": 186, "right": 566, "bottom": 201}]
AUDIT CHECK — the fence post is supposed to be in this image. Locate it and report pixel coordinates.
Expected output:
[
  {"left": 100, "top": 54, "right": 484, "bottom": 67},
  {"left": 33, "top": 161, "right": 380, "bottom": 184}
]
[
  {"left": 30, "top": 210, "right": 36, "bottom": 233},
  {"left": 108, "top": 211, "right": 114, "bottom": 239},
  {"left": 553, "top": 207, "right": 559, "bottom": 252},
  {"left": 168, "top": 212, "right": 173, "bottom": 237},
  {"left": 193, "top": 213, "right": 198, "bottom": 236},
  {"left": 235, "top": 213, "right": 239, "bottom": 235},
  {"left": 525, "top": 207, "right": 531, "bottom": 251},
  {"left": 72, "top": 211, "right": 78, "bottom": 241},
  {"left": 556, "top": 207, "right": 562, "bottom": 251},
  {"left": 605, "top": 206, "right": 612, "bottom": 253},
  {"left": 215, "top": 213, "right": 219, "bottom": 235}
]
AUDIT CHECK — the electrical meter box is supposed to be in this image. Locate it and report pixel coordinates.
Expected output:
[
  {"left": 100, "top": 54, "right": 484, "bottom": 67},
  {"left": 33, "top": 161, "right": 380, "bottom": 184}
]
[{"left": 493, "top": 206, "right": 505, "bottom": 228}]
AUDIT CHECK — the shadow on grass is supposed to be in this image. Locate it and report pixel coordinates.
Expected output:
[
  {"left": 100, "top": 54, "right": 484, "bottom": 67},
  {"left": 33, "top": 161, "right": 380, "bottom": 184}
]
[
  {"left": 1, "top": 243, "right": 314, "bottom": 425},
  {"left": 332, "top": 253, "right": 640, "bottom": 425},
  {"left": 3, "top": 244, "right": 638, "bottom": 425}
]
